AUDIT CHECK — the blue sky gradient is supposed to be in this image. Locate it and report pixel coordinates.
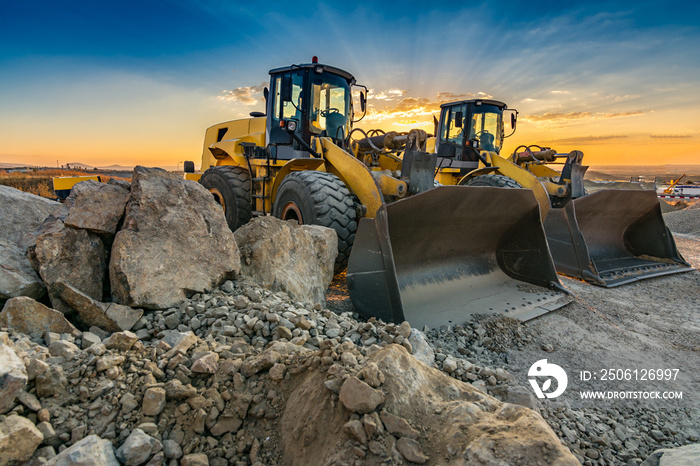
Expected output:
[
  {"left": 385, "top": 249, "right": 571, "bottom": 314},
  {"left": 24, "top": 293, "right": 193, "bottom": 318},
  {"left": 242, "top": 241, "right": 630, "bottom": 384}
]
[{"left": 1, "top": 0, "right": 698, "bottom": 166}]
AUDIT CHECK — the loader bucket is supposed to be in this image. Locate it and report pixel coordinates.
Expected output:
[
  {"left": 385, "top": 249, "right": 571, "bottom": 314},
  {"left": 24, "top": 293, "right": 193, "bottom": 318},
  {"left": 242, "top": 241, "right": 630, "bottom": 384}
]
[
  {"left": 346, "top": 186, "right": 572, "bottom": 328},
  {"left": 544, "top": 189, "right": 693, "bottom": 287}
]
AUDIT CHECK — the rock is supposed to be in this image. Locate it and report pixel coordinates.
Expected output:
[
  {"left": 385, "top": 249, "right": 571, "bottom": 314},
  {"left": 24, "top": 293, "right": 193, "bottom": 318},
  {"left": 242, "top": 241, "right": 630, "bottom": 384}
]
[
  {"left": 160, "top": 330, "right": 199, "bottom": 354},
  {"left": 45, "top": 434, "right": 119, "bottom": 465},
  {"left": 442, "top": 355, "right": 458, "bottom": 373},
  {"left": 16, "top": 390, "right": 42, "bottom": 412},
  {"left": 35, "top": 366, "right": 67, "bottom": 398},
  {"left": 180, "top": 453, "right": 209, "bottom": 466},
  {"left": 396, "top": 437, "right": 429, "bottom": 464},
  {"left": 0, "top": 185, "right": 58, "bottom": 251},
  {"left": 53, "top": 281, "right": 143, "bottom": 332},
  {"left": 343, "top": 419, "right": 367, "bottom": 444},
  {"left": 37, "top": 421, "right": 55, "bottom": 439},
  {"left": 164, "top": 380, "right": 196, "bottom": 399},
  {"left": 142, "top": 387, "right": 166, "bottom": 416},
  {"left": 96, "top": 354, "right": 125, "bottom": 372},
  {"left": 34, "top": 218, "right": 106, "bottom": 314},
  {"left": 64, "top": 180, "right": 130, "bottom": 235},
  {"left": 642, "top": 443, "right": 700, "bottom": 466},
  {"left": 191, "top": 351, "right": 219, "bottom": 374},
  {"left": 358, "top": 362, "right": 385, "bottom": 388},
  {"left": 210, "top": 416, "right": 243, "bottom": 437},
  {"left": 280, "top": 344, "right": 578, "bottom": 465},
  {"left": 81, "top": 331, "right": 102, "bottom": 349},
  {"left": 379, "top": 410, "right": 419, "bottom": 439},
  {"left": 0, "top": 344, "right": 27, "bottom": 414},
  {"left": 0, "top": 296, "right": 80, "bottom": 339},
  {"left": 104, "top": 330, "right": 139, "bottom": 351},
  {"left": 408, "top": 329, "right": 435, "bottom": 366},
  {"left": 506, "top": 385, "right": 540, "bottom": 412},
  {"left": 240, "top": 350, "right": 281, "bottom": 377},
  {"left": 110, "top": 166, "right": 240, "bottom": 309},
  {"left": 0, "top": 415, "right": 44, "bottom": 465},
  {"left": 234, "top": 216, "right": 337, "bottom": 305},
  {"left": 48, "top": 340, "right": 80, "bottom": 359},
  {"left": 120, "top": 393, "right": 139, "bottom": 413},
  {"left": 162, "top": 439, "right": 182, "bottom": 459},
  {"left": 269, "top": 363, "right": 286, "bottom": 381},
  {"left": 0, "top": 240, "right": 45, "bottom": 301},
  {"left": 115, "top": 428, "right": 162, "bottom": 466},
  {"left": 339, "top": 376, "right": 385, "bottom": 414}
]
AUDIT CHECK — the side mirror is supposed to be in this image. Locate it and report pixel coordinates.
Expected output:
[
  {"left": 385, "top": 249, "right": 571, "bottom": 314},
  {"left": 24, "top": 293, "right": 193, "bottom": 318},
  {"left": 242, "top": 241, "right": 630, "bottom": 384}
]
[
  {"left": 511, "top": 112, "right": 517, "bottom": 130},
  {"left": 263, "top": 87, "right": 269, "bottom": 102},
  {"left": 280, "top": 75, "right": 292, "bottom": 102},
  {"left": 455, "top": 111, "right": 463, "bottom": 128},
  {"left": 360, "top": 91, "right": 366, "bottom": 113}
]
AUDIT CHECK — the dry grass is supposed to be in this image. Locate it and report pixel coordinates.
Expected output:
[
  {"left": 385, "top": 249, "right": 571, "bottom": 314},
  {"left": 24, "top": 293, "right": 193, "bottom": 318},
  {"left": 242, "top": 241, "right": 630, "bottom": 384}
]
[{"left": 0, "top": 169, "right": 127, "bottom": 199}]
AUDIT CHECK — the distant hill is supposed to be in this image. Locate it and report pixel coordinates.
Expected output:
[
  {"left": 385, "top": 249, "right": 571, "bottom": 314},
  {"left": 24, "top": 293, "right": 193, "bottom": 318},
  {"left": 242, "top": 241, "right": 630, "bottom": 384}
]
[
  {"left": 66, "top": 163, "right": 179, "bottom": 171},
  {"left": 0, "top": 162, "right": 37, "bottom": 169}
]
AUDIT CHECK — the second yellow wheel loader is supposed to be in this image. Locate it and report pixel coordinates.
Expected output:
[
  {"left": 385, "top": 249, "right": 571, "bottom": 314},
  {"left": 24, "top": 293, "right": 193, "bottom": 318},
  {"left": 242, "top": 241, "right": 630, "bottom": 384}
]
[
  {"left": 186, "top": 59, "right": 571, "bottom": 328},
  {"left": 431, "top": 99, "right": 693, "bottom": 286}
]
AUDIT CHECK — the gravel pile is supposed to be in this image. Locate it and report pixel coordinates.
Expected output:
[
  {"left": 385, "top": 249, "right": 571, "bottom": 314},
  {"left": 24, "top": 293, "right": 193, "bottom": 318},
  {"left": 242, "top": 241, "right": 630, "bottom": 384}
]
[
  {"left": 419, "top": 314, "right": 699, "bottom": 466},
  {"left": 664, "top": 203, "right": 700, "bottom": 237},
  {"left": 3, "top": 272, "right": 698, "bottom": 465}
]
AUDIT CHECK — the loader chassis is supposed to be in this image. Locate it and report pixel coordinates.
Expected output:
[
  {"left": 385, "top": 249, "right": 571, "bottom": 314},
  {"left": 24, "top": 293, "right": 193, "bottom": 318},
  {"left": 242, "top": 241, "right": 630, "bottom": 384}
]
[
  {"left": 433, "top": 100, "right": 693, "bottom": 286},
  {"left": 192, "top": 60, "right": 573, "bottom": 326}
]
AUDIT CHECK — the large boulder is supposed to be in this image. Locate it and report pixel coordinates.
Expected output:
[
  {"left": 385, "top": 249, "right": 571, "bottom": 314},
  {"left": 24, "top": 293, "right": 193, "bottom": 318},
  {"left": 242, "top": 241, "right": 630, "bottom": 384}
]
[
  {"left": 64, "top": 180, "right": 130, "bottom": 236},
  {"left": 0, "top": 414, "right": 44, "bottom": 465},
  {"left": 0, "top": 185, "right": 58, "bottom": 250},
  {"left": 0, "top": 296, "right": 80, "bottom": 339},
  {"left": 110, "top": 167, "right": 240, "bottom": 309},
  {"left": 0, "top": 344, "right": 27, "bottom": 414},
  {"left": 0, "top": 240, "right": 45, "bottom": 302},
  {"left": 642, "top": 443, "right": 700, "bottom": 466},
  {"left": 234, "top": 217, "right": 337, "bottom": 305},
  {"left": 34, "top": 218, "right": 107, "bottom": 314},
  {"left": 281, "top": 344, "right": 578, "bottom": 466},
  {"left": 53, "top": 281, "right": 142, "bottom": 332},
  {"left": 45, "top": 434, "right": 119, "bottom": 465}
]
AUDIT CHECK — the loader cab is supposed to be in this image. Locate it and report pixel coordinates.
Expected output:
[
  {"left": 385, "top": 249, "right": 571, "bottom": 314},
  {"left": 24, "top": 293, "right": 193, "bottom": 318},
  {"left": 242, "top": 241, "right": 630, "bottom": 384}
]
[
  {"left": 267, "top": 62, "right": 356, "bottom": 158},
  {"left": 436, "top": 100, "right": 511, "bottom": 165}
]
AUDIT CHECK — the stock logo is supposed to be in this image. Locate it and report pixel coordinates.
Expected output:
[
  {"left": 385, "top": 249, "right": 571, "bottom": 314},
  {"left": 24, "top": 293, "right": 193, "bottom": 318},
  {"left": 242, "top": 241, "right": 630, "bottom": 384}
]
[{"left": 528, "top": 359, "right": 568, "bottom": 399}]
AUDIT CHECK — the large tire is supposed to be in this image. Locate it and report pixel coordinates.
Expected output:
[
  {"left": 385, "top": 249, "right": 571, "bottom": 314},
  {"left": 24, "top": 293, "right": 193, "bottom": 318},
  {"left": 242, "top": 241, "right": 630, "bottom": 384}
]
[
  {"left": 464, "top": 174, "right": 522, "bottom": 189},
  {"left": 273, "top": 171, "right": 357, "bottom": 273},
  {"left": 199, "top": 166, "right": 252, "bottom": 232}
]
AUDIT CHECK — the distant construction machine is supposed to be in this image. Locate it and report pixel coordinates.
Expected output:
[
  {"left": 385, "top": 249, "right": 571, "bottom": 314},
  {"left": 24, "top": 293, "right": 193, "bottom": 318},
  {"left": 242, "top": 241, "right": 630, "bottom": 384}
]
[{"left": 429, "top": 98, "right": 693, "bottom": 286}]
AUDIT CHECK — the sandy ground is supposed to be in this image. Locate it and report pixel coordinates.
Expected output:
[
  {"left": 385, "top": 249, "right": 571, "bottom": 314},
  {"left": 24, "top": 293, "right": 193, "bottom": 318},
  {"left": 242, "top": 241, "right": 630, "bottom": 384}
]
[{"left": 524, "top": 234, "right": 699, "bottom": 387}]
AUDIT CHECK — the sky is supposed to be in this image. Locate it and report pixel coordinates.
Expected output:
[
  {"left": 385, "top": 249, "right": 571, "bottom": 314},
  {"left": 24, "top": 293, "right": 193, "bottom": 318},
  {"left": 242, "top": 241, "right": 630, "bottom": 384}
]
[{"left": 1, "top": 0, "right": 699, "bottom": 168}]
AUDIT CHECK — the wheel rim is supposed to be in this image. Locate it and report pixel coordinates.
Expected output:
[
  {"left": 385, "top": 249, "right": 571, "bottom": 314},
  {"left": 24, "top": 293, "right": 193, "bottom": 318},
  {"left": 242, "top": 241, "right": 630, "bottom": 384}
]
[
  {"left": 280, "top": 201, "right": 302, "bottom": 223},
  {"left": 209, "top": 188, "right": 226, "bottom": 212}
]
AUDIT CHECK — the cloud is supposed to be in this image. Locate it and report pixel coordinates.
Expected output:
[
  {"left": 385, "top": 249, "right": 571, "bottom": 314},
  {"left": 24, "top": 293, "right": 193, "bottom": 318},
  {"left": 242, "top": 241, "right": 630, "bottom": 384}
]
[
  {"left": 370, "top": 89, "right": 407, "bottom": 101},
  {"left": 650, "top": 134, "right": 693, "bottom": 139},
  {"left": 545, "top": 135, "right": 629, "bottom": 145},
  {"left": 364, "top": 91, "right": 495, "bottom": 124},
  {"left": 218, "top": 82, "right": 267, "bottom": 105},
  {"left": 522, "top": 111, "right": 642, "bottom": 122}
]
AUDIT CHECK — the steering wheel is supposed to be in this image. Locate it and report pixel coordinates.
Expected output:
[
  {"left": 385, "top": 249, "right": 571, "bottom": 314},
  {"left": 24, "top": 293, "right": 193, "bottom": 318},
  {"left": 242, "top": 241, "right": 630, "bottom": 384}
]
[{"left": 320, "top": 108, "right": 340, "bottom": 117}]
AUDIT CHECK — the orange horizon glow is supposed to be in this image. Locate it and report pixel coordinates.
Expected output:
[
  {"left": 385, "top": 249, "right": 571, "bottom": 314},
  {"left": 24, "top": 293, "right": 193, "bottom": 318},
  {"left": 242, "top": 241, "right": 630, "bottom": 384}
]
[{"left": 1, "top": 87, "right": 698, "bottom": 169}]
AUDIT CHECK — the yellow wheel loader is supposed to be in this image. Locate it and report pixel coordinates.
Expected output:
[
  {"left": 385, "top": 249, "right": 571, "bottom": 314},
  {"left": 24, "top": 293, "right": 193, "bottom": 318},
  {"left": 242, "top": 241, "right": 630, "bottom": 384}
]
[
  {"left": 187, "top": 59, "right": 571, "bottom": 328},
  {"left": 431, "top": 99, "right": 693, "bottom": 286}
]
